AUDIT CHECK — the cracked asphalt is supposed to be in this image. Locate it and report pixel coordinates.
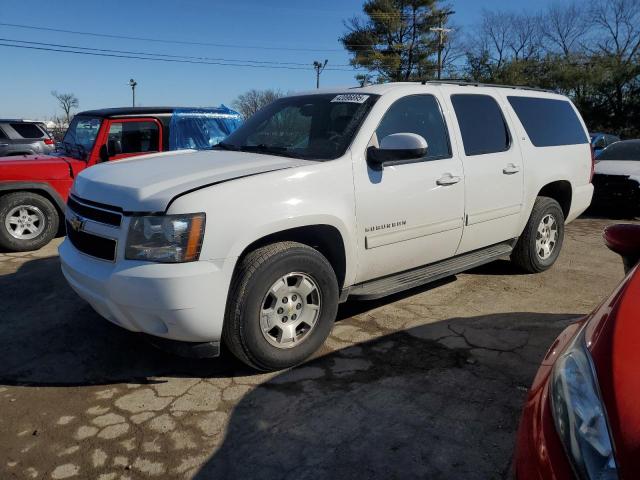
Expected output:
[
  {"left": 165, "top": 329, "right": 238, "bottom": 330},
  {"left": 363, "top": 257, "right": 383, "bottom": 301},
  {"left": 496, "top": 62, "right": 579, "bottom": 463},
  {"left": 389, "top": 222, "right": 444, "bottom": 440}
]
[{"left": 0, "top": 217, "right": 634, "bottom": 480}]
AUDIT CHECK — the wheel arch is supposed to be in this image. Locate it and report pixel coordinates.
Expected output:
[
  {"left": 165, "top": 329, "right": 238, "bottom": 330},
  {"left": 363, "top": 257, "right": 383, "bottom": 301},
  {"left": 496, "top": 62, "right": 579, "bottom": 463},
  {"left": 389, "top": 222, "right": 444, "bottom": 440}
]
[
  {"left": 0, "top": 183, "right": 66, "bottom": 233},
  {"left": 234, "top": 224, "right": 348, "bottom": 291},
  {"left": 537, "top": 180, "right": 572, "bottom": 219}
]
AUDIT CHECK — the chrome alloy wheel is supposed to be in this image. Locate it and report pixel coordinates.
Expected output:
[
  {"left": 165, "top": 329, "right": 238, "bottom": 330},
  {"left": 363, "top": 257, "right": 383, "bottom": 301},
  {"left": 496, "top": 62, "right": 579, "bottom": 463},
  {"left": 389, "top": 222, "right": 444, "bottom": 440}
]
[
  {"left": 5, "top": 205, "right": 46, "bottom": 240},
  {"left": 535, "top": 213, "right": 558, "bottom": 260},
  {"left": 260, "top": 272, "right": 322, "bottom": 349}
]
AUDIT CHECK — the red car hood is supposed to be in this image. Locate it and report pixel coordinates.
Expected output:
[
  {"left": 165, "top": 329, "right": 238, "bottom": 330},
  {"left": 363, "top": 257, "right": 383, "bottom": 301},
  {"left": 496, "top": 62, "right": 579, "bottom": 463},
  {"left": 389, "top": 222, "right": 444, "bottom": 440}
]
[
  {"left": 0, "top": 153, "right": 80, "bottom": 181},
  {"left": 586, "top": 265, "right": 640, "bottom": 477}
]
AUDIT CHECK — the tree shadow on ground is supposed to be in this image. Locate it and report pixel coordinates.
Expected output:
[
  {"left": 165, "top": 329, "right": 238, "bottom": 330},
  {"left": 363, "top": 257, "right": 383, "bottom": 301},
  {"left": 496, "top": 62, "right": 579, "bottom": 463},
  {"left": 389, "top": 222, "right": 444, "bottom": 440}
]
[{"left": 193, "top": 311, "right": 580, "bottom": 480}]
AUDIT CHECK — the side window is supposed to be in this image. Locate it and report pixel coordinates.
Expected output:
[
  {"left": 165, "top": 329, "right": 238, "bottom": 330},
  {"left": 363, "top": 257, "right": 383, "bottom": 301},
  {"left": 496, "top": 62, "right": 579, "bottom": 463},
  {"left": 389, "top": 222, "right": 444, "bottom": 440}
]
[
  {"left": 10, "top": 123, "right": 45, "bottom": 139},
  {"left": 107, "top": 121, "right": 160, "bottom": 155},
  {"left": 0, "top": 127, "right": 7, "bottom": 139},
  {"left": 450, "top": 94, "right": 510, "bottom": 156},
  {"left": 376, "top": 95, "right": 451, "bottom": 160},
  {"left": 507, "top": 96, "right": 588, "bottom": 147}
]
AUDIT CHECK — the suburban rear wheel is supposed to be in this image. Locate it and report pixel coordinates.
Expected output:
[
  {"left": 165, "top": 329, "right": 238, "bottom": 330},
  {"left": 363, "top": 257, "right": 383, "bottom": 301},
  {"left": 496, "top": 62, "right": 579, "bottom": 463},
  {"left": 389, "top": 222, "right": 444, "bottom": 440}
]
[
  {"left": 511, "top": 196, "right": 565, "bottom": 273},
  {"left": 0, "top": 192, "right": 59, "bottom": 252},
  {"left": 223, "top": 241, "right": 339, "bottom": 371}
]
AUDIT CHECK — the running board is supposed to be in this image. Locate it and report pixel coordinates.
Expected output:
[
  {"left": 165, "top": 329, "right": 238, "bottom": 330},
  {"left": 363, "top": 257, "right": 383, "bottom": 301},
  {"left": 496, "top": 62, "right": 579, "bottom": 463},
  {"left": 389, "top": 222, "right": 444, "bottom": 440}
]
[{"left": 347, "top": 241, "right": 514, "bottom": 301}]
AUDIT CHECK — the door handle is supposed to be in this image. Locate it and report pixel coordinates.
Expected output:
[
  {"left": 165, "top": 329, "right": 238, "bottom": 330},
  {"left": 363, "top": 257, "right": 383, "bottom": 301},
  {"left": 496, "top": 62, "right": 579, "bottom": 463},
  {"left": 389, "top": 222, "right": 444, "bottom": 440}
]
[
  {"left": 503, "top": 163, "right": 520, "bottom": 174},
  {"left": 436, "top": 173, "right": 462, "bottom": 186}
]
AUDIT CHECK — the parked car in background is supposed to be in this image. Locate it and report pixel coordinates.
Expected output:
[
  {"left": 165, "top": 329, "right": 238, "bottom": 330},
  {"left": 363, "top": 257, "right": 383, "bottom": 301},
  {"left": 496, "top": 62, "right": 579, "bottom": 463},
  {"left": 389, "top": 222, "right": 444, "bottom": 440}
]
[
  {"left": 0, "top": 106, "right": 241, "bottom": 252},
  {"left": 592, "top": 139, "right": 640, "bottom": 217},
  {"left": 0, "top": 119, "right": 55, "bottom": 157},
  {"left": 59, "top": 81, "right": 593, "bottom": 371},
  {"left": 591, "top": 131, "right": 620, "bottom": 156},
  {"left": 515, "top": 223, "right": 640, "bottom": 480}
]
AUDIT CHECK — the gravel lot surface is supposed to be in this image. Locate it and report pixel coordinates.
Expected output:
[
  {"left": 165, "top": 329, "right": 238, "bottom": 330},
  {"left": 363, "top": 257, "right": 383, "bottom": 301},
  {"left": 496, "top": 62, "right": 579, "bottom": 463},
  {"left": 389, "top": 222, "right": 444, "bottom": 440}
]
[{"left": 0, "top": 217, "right": 634, "bottom": 479}]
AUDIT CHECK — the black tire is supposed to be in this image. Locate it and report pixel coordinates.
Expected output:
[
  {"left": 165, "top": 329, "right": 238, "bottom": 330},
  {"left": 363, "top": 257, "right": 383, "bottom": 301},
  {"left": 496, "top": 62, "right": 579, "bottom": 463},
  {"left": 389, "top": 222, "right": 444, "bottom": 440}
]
[
  {"left": 0, "top": 191, "right": 59, "bottom": 252},
  {"left": 511, "top": 196, "right": 565, "bottom": 273},
  {"left": 223, "top": 241, "right": 339, "bottom": 371}
]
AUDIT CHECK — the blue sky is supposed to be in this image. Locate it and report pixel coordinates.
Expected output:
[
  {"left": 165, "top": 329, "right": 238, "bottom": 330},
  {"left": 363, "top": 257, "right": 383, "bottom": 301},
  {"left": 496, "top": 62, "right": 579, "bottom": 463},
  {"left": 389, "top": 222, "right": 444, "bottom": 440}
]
[{"left": 1, "top": 0, "right": 558, "bottom": 120}]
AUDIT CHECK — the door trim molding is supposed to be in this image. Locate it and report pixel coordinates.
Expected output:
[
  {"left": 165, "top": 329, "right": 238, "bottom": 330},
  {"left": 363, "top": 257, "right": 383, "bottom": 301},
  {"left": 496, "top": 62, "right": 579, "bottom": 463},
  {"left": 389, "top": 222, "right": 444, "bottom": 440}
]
[
  {"left": 365, "top": 217, "right": 463, "bottom": 249},
  {"left": 467, "top": 204, "right": 521, "bottom": 226}
]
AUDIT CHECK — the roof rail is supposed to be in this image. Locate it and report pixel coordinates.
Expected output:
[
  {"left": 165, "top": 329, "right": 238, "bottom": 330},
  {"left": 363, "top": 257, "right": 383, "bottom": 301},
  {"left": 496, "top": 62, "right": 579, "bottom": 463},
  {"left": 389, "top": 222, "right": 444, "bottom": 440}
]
[{"left": 422, "top": 79, "right": 555, "bottom": 94}]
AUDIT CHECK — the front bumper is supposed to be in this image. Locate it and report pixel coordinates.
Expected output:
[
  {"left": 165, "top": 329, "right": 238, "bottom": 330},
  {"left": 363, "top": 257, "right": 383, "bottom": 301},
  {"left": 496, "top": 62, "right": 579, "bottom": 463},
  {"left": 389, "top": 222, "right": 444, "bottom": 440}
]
[{"left": 59, "top": 238, "right": 234, "bottom": 345}]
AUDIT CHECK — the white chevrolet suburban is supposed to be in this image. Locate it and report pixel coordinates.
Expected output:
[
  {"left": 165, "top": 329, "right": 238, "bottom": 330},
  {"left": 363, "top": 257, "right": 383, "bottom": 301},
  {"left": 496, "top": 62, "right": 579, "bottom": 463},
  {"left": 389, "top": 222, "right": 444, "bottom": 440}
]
[{"left": 59, "top": 82, "right": 594, "bottom": 370}]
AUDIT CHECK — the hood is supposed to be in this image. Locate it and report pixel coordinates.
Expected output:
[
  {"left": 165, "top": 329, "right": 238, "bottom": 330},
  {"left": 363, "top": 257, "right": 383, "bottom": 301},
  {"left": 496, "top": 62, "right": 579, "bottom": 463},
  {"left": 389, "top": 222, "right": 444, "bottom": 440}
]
[
  {"left": 72, "top": 149, "right": 314, "bottom": 212},
  {"left": 585, "top": 267, "right": 640, "bottom": 477},
  {"left": 595, "top": 160, "right": 640, "bottom": 183},
  {"left": 0, "top": 153, "right": 75, "bottom": 181}
]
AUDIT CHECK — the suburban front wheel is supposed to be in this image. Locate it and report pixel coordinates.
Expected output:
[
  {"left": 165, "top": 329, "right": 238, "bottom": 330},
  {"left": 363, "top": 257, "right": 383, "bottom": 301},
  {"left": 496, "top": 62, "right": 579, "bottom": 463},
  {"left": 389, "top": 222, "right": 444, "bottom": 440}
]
[
  {"left": 511, "top": 196, "right": 565, "bottom": 273},
  {"left": 0, "top": 192, "right": 59, "bottom": 252},
  {"left": 223, "top": 241, "right": 339, "bottom": 371}
]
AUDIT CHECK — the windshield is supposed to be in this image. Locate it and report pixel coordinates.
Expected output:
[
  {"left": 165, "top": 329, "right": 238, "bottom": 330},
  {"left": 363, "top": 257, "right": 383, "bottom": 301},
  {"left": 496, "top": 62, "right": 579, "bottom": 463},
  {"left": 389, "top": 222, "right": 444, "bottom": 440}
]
[
  {"left": 61, "top": 116, "right": 102, "bottom": 159},
  {"left": 217, "top": 93, "right": 378, "bottom": 160},
  {"left": 597, "top": 141, "right": 640, "bottom": 161}
]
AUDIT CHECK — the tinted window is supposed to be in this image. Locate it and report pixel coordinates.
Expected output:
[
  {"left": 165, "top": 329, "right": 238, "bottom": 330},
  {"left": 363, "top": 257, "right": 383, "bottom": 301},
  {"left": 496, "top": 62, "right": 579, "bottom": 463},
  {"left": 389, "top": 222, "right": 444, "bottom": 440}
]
[
  {"left": 451, "top": 94, "right": 510, "bottom": 156},
  {"left": 376, "top": 95, "right": 451, "bottom": 160},
  {"left": 597, "top": 141, "right": 640, "bottom": 161},
  {"left": 507, "top": 97, "right": 588, "bottom": 147},
  {"left": 11, "top": 123, "right": 44, "bottom": 139},
  {"left": 108, "top": 121, "right": 159, "bottom": 155},
  {"left": 0, "top": 127, "right": 7, "bottom": 140}
]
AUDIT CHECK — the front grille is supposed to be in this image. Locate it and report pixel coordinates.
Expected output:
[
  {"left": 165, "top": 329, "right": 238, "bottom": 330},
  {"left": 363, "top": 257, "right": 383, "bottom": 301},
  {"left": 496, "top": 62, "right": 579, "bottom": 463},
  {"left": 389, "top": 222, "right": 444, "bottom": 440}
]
[
  {"left": 67, "top": 196, "right": 122, "bottom": 227},
  {"left": 66, "top": 221, "right": 117, "bottom": 261}
]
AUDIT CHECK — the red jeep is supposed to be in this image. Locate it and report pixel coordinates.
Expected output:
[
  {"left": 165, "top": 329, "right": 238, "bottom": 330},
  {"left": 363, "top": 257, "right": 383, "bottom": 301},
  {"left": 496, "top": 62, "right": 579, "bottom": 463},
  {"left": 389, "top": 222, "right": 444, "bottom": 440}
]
[{"left": 0, "top": 106, "right": 241, "bottom": 251}]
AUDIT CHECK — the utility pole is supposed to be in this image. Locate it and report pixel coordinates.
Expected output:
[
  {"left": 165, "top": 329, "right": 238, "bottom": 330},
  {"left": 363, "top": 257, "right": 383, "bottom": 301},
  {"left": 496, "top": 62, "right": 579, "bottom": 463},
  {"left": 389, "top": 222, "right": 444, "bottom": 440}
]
[
  {"left": 313, "top": 60, "right": 328, "bottom": 89},
  {"left": 430, "top": 10, "right": 454, "bottom": 80},
  {"left": 128, "top": 78, "right": 138, "bottom": 107}
]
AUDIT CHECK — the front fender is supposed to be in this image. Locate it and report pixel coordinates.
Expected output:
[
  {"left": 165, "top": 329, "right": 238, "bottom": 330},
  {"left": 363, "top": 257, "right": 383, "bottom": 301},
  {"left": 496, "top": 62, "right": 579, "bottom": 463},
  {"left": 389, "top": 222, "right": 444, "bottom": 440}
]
[{"left": 167, "top": 158, "right": 358, "bottom": 286}]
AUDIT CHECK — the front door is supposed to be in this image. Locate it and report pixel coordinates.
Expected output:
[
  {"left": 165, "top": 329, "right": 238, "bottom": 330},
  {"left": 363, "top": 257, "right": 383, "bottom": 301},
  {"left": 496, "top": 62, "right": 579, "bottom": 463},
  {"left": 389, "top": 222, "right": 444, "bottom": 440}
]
[
  {"left": 444, "top": 91, "right": 524, "bottom": 254},
  {"left": 353, "top": 93, "right": 465, "bottom": 283},
  {"left": 102, "top": 118, "right": 162, "bottom": 161}
]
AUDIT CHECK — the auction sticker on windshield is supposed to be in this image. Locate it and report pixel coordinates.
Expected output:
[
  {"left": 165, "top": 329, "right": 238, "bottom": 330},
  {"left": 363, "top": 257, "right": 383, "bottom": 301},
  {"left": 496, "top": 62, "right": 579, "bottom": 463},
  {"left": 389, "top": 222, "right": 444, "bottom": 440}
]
[{"left": 331, "top": 94, "right": 370, "bottom": 103}]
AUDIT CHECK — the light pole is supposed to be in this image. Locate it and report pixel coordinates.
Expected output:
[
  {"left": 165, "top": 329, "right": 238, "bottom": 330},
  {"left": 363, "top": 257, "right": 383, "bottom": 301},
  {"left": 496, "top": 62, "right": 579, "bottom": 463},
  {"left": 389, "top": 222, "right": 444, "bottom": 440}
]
[
  {"left": 430, "top": 10, "right": 455, "bottom": 80},
  {"left": 313, "top": 60, "right": 328, "bottom": 89},
  {"left": 128, "top": 78, "right": 138, "bottom": 107}
]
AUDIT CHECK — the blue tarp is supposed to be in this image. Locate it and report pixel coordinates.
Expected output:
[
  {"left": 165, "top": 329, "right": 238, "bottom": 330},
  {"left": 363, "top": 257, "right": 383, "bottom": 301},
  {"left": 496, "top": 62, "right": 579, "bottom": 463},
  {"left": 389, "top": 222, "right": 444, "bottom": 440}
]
[{"left": 169, "top": 106, "right": 242, "bottom": 150}]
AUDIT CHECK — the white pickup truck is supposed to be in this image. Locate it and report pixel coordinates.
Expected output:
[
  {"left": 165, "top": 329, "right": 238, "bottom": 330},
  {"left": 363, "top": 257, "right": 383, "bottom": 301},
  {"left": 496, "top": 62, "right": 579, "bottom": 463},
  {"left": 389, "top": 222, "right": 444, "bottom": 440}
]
[{"left": 59, "top": 82, "right": 594, "bottom": 370}]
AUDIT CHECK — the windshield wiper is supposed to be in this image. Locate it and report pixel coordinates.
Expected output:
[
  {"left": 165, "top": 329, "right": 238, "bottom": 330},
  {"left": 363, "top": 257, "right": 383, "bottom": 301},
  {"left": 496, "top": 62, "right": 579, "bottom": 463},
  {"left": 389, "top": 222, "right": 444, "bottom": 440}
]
[
  {"left": 213, "top": 142, "right": 240, "bottom": 151},
  {"left": 238, "top": 144, "right": 303, "bottom": 159}
]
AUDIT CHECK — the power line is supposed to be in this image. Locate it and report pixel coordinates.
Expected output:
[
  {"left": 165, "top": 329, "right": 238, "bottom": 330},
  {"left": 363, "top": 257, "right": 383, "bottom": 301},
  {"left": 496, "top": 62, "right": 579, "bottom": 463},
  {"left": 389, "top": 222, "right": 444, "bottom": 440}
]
[
  {"left": 0, "top": 37, "right": 355, "bottom": 67},
  {"left": 0, "top": 22, "right": 347, "bottom": 53},
  {"left": 0, "top": 39, "right": 365, "bottom": 72}
]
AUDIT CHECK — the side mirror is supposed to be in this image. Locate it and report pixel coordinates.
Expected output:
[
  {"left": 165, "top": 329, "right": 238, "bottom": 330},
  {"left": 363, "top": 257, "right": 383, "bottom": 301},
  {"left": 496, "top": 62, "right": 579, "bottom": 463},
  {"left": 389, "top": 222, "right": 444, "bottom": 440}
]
[
  {"left": 367, "top": 133, "right": 428, "bottom": 169},
  {"left": 594, "top": 138, "right": 606, "bottom": 149},
  {"left": 603, "top": 224, "right": 640, "bottom": 273}
]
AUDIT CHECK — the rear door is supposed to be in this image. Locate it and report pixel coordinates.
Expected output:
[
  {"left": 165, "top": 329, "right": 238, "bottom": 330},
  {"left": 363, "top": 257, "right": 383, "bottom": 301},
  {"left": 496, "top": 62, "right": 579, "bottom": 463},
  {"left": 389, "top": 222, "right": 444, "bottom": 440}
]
[
  {"left": 102, "top": 118, "right": 162, "bottom": 161},
  {"left": 443, "top": 89, "right": 524, "bottom": 253}
]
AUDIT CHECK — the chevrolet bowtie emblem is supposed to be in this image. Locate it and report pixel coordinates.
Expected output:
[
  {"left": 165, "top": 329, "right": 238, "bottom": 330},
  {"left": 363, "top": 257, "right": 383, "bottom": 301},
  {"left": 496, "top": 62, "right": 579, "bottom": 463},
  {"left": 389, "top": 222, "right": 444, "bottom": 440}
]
[{"left": 69, "top": 215, "right": 85, "bottom": 232}]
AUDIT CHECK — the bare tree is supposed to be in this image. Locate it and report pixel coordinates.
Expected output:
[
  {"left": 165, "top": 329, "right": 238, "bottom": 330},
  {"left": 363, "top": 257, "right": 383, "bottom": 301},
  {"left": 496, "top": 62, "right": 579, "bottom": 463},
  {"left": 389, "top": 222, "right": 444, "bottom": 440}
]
[
  {"left": 479, "top": 10, "right": 512, "bottom": 70},
  {"left": 232, "top": 89, "right": 283, "bottom": 119},
  {"left": 509, "top": 13, "right": 542, "bottom": 60},
  {"left": 588, "top": 0, "right": 640, "bottom": 62},
  {"left": 540, "top": 2, "right": 589, "bottom": 56},
  {"left": 51, "top": 91, "right": 79, "bottom": 124}
]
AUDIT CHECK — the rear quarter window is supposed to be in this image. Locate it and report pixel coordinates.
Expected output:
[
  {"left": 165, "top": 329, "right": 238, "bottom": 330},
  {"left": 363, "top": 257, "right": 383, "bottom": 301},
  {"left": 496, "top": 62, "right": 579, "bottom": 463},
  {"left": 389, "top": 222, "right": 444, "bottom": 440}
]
[
  {"left": 507, "top": 97, "right": 588, "bottom": 147},
  {"left": 10, "top": 123, "right": 45, "bottom": 139}
]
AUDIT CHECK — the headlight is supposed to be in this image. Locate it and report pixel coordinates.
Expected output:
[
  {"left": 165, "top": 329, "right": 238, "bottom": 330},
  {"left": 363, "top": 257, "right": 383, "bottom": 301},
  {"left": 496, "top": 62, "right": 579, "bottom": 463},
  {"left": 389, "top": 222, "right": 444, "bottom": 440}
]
[
  {"left": 125, "top": 213, "right": 205, "bottom": 263},
  {"left": 550, "top": 329, "right": 618, "bottom": 480}
]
